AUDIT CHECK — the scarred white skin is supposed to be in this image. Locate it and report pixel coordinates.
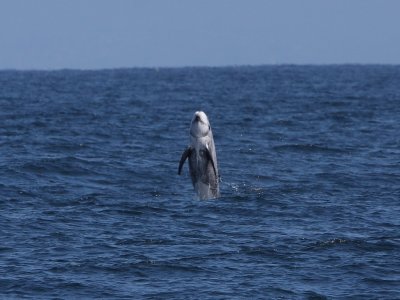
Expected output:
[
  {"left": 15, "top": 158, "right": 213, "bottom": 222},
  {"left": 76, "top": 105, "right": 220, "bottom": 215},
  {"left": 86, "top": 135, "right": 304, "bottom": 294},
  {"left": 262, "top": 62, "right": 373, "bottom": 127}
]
[{"left": 179, "top": 111, "right": 220, "bottom": 199}]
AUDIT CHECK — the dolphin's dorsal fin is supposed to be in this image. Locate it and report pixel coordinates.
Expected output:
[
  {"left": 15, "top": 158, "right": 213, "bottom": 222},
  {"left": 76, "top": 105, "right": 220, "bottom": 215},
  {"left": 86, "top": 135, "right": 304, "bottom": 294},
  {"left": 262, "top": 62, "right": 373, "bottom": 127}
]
[{"left": 178, "top": 147, "right": 192, "bottom": 175}]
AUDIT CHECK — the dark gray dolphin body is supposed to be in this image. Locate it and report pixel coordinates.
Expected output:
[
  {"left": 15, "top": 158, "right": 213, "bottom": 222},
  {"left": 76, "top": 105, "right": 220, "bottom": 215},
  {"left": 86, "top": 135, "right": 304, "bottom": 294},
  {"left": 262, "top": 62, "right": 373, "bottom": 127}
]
[{"left": 178, "top": 111, "right": 220, "bottom": 199}]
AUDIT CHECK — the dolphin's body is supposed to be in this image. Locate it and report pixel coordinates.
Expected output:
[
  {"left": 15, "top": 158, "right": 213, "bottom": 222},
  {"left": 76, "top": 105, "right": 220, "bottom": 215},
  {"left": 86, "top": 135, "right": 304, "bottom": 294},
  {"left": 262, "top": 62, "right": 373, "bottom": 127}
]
[{"left": 178, "top": 111, "right": 220, "bottom": 199}]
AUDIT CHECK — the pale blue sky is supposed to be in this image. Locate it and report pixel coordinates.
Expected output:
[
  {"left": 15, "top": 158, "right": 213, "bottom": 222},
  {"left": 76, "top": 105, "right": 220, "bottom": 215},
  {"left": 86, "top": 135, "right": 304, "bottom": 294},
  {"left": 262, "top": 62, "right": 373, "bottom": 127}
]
[{"left": 1, "top": 0, "right": 399, "bottom": 69}]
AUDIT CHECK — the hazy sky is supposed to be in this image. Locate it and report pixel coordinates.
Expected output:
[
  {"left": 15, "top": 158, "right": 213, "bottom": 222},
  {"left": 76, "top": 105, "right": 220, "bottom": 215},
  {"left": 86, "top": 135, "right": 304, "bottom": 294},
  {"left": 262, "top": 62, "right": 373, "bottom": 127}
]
[{"left": 1, "top": 0, "right": 400, "bottom": 69}]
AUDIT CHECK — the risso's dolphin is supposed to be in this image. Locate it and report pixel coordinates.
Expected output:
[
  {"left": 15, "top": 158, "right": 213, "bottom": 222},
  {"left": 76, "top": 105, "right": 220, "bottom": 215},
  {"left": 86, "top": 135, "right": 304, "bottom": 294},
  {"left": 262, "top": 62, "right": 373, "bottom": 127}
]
[{"left": 178, "top": 111, "right": 220, "bottom": 199}]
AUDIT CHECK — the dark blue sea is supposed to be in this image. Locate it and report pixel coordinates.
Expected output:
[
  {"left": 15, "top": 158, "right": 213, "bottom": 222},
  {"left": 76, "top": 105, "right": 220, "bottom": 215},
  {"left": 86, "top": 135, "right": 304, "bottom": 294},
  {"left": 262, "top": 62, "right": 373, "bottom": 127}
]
[{"left": 1, "top": 65, "right": 399, "bottom": 299}]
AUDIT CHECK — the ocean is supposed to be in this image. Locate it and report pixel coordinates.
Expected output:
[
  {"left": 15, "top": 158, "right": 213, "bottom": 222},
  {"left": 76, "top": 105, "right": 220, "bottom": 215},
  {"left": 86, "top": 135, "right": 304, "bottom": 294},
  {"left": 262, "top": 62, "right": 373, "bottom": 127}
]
[{"left": 0, "top": 65, "right": 399, "bottom": 299}]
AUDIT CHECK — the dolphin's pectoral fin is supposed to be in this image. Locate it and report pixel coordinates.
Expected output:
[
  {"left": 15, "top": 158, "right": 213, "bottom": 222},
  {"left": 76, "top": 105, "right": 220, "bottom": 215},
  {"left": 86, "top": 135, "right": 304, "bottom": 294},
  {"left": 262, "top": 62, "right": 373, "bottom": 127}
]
[
  {"left": 178, "top": 147, "right": 192, "bottom": 175},
  {"left": 205, "top": 148, "right": 217, "bottom": 178}
]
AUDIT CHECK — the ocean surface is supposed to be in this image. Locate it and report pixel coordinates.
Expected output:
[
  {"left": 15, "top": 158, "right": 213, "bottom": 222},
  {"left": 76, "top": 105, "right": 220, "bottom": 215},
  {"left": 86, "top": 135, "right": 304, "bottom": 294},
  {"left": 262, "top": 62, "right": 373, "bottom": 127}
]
[{"left": 0, "top": 65, "right": 399, "bottom": 299}]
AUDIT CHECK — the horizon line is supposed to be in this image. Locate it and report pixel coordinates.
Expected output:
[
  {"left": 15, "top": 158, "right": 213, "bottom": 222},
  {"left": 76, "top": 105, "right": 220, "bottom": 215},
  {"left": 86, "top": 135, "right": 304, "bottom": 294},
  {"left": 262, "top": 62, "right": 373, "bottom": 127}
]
[{"left": 1, "top": 63, "right": 399, "bottom": 72}]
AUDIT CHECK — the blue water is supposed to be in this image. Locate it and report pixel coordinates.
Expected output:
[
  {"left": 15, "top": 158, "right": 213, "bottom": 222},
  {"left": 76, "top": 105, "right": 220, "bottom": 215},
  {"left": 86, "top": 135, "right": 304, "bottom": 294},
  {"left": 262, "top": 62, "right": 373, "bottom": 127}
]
[{"left": 0, "top": 65, "right": 399, "bottom": 299}]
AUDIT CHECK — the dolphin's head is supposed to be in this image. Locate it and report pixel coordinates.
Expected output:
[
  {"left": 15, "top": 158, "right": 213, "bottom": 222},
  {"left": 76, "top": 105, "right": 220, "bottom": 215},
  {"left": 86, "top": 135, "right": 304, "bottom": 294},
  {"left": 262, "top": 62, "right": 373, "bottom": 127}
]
[{"left": 190, "top": 111, "right": 211, "bottom": 138}]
